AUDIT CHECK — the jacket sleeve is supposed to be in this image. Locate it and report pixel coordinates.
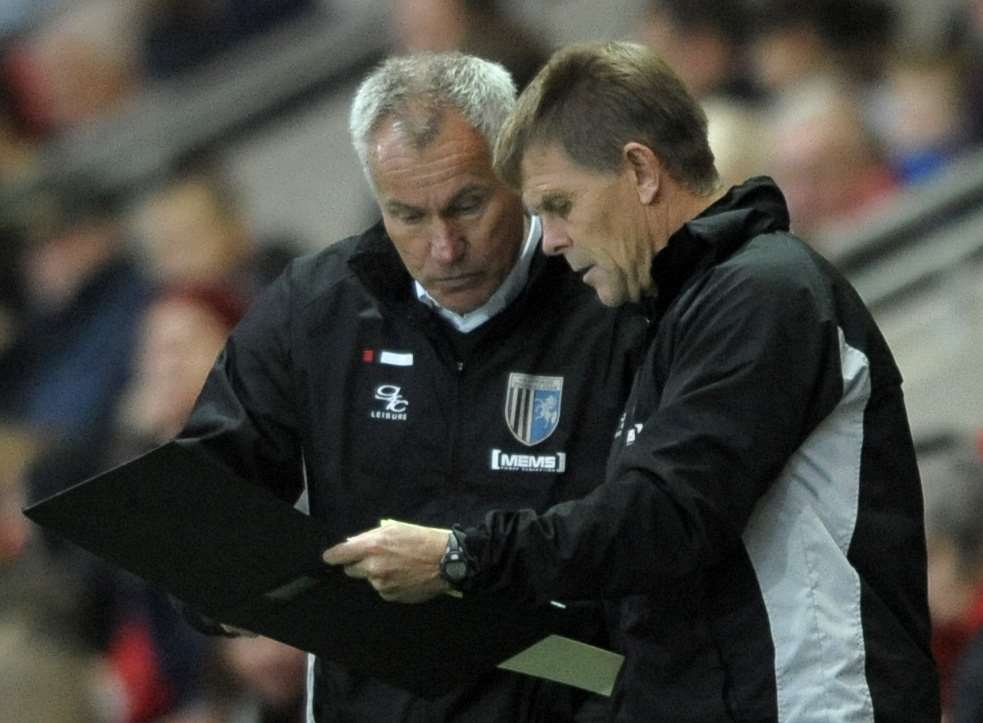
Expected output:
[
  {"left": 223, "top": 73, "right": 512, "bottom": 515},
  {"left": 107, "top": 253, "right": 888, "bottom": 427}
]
[
  {"left": 176, "top": 266, "right": 305, "bottom": 505},
  {"left": 463, "top": 247, "right": 844, "bottom": 600}
]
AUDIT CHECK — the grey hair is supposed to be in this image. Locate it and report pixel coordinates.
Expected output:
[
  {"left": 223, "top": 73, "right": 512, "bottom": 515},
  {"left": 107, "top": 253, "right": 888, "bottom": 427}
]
[{"left": 349, "top": 52, "right": 517, "bottom": 185}]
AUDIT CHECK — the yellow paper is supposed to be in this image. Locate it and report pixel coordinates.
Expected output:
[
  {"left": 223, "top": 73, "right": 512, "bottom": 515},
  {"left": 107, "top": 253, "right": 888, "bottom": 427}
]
[{"left": 497, "top": 634, "right": 624, "bottom": 697}]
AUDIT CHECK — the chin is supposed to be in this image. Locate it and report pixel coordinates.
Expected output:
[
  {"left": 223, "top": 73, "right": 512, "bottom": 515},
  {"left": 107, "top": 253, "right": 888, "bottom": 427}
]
[
  {"left": 441, "top": 295, "right": 488, "bottom": 315},
  {"left": 593, "top": 290, "right": 624, "bottom": 307},
  {"left": 589, "top": 281, "right": 627, "bottom": 307}
]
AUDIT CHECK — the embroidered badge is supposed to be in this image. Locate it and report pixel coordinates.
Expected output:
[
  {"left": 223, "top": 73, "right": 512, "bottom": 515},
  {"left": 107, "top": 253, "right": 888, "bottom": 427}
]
[{"left": 504, "top": 373, "right": 563, "bottom": 447}]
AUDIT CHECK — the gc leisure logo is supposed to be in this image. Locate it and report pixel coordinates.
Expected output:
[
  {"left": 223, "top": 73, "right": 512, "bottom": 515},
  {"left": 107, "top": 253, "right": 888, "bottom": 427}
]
[{"left": 370, "top": 384, "right": 409, "bottom": 421}]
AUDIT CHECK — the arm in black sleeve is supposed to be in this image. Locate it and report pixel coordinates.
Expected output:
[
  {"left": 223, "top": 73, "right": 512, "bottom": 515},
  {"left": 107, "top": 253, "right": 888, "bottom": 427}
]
[
  {"left": 462, "top": 249, "right": 844, "bottom": 600},
  {"left": 177, "top": 265, "right": 305, "bottom": 504},
  {"left": 172, "top": 268, "right": 306, "bottom": 630}
]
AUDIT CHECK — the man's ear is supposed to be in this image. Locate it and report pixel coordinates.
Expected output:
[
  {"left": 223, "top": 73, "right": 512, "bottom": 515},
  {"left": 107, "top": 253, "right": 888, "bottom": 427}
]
[{"left": 623, "top": 142, "right": 661, "bottom": 205}]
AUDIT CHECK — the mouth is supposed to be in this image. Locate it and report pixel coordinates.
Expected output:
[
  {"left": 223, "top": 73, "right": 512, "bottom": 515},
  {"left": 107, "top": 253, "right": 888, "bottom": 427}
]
[
  {"left": 435, "top": 271, "right": 481, "bottom": 283},
  {"left": 430, "top": 272, "right": 485, "bottom": 293},
  {"left": 572, "top": 265, "right": 594, "bottom": 281}
]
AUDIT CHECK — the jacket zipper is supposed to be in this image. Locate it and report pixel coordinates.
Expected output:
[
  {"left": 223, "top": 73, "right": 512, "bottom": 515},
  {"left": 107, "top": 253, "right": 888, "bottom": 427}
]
[{"left": 446, "top": 359, "right": 464, "bottom": 488}]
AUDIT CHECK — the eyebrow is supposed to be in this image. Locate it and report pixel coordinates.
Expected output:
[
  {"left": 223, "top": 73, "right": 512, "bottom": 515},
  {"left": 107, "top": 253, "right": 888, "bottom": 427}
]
[
  {"left": 384, "top": 183, "right": 489, "bottom": 218},
  {"left": 385, "top": 200, "right": 422, "bottom": 216},
  {"left": 442, "top": 183, "right": 488, "bottom": 212},
  {"left": 527, "top": 191, "right": 571, "bottom": 217}
]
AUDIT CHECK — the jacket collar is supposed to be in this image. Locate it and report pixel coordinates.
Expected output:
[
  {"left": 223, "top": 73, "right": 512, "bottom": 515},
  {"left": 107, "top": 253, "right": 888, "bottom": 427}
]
[
  {"left": 345, "top": 219, "right": 550, "bottom": 328},
  {"left": 646, "top": 176, "right": 790, "bottom": 317},
  {"left": 347, "top": 220, "right": 413, "bottom": 307}
]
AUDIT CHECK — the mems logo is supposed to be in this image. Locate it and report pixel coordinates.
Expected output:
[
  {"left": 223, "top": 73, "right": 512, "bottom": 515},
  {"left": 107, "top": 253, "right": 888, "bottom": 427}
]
[{"left": 490, "top": 449, "right": 566, "bottom": 473}]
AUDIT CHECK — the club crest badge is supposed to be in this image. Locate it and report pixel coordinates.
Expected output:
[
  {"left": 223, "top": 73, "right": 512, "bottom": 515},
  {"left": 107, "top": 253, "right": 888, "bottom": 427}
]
[{"left": 504, "top": 373, "right": 563, "bottom": 447}]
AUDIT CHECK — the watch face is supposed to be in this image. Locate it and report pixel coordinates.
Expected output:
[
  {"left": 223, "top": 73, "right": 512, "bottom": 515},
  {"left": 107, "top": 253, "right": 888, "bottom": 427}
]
[{"left": 443, "top": 559, "right": 468, "bottom": 582}]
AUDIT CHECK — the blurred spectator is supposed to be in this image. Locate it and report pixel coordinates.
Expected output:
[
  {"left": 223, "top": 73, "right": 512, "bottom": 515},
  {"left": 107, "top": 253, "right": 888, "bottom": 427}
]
[
  {"left": 1, "top": 423, "right": 106, "bottom": 723},
  {"left": 0, "top": 1, "right": 51, "bottom": 41},
  {"left": 0, "top": 92, "right": 38, "bottom": 358},
  {"left": 1, "top": 1, "right": 148, "bottom": 137},
  {"left": 748, "top": 0, "right": 838, "bottom": 94},
  {"left": 141, "top": 0, "right": 316, "bottom": 80},
  {"left": 114, "top": 284, "right": 247, "bottom": 457},
  {"left": 748, "top": 0, "right": 897, "bottom": 96},
  {"left": 947, "top": 0, "right": 983, "bottom": 145},
  {"left": 1, "top": 79, "right": 41, "bottom": 289},
  {"left": 95, "top": 284, "right": 245, "bottom": 721},
  {"left": 4, "top": 161, "right": 286, "bottom": 721},
  {"left": 810, "top": 0, "right": 897, "bottom": 88},
  {"left": 389, "top": 0, "right": 548, "bottom": 90},
  {"left": 0, "top": 178, "right": 152, "bottom": 469},
  {"left": 0, "top": 90, "right": 38, "bottom": 184},
  {"left": 24, "top": 283, "right": 246, "bottom": 723},
  {"left": 872, "top": 51, "right": 974, "bottom": 184},
  {"left": 134, "top": 165, "right": 296, "bottom": 304},
  {"left": 217, "top": 637, "right": 306, "bottom": 723},
  {"left": 152, "top": 635, "right": 306, "bottom": 723},
  {"left": 970, "top": 0, "right": 983, "bottom": 143},
  {"left": 0, "top": 425, "right": 39, "bottom": 565},
  {"left": 101, "top": 284, "right": 246, "bottom": 721},
  {"left": 766, "top": 77, "right": 898, "bottom": 245},
  {"left": 0, "top": 623, "right": 105, "bottom": 723},
  {"left": 1, "top": 0, "right": 322, "bottom": 136},
  {"left": 0, "top": 221, "right": 28, "bottom": 359},
  {"left": 637, "top": 0, "right": 762, "bottom": 103},
  {"left": 702, "top": 97, "right": 770, "bottom": 189},
  {"left": 923, "top": 442, "right": 983, "bottom": 722}
]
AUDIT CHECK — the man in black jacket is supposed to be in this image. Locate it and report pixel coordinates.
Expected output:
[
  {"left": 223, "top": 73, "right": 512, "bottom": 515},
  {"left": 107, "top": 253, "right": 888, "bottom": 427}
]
[
  {"left": 178, "top": 52, "right": 644, "bottom": 721},
  {"left": 327, "top": 42, "right": 941, "bottom": 722}
]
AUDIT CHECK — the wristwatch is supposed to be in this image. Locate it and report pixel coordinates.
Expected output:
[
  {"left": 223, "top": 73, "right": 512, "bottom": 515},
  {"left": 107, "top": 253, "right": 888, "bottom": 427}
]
[{"left": 439, "top": 527, "right": 473, "bottom": 586}]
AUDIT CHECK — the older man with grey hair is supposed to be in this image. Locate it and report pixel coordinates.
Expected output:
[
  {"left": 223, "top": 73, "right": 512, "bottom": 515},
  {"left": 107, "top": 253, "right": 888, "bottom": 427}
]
[{"left": 176, "top": 52, "right": 644, "bottom": 722}]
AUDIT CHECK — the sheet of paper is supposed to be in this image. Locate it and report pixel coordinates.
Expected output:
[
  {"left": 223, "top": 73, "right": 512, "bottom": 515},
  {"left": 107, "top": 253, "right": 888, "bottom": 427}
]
[{"left": 497, "top": 634, "right": 624, "bottom": 697}]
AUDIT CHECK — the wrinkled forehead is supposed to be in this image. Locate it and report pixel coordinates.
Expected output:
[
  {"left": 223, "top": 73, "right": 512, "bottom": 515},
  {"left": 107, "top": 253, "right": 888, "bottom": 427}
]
[
  {"left": 518, "top": 142, "right": 581, "bottom": 207},
  {"left": 370, "top": 116, "right": 501, "bottom": 207}
]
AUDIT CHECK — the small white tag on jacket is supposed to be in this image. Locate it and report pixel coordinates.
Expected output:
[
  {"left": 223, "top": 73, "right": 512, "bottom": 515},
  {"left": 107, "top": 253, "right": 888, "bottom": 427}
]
[{"left": 379, "top": 351, "right": 413, "bottom": 366}]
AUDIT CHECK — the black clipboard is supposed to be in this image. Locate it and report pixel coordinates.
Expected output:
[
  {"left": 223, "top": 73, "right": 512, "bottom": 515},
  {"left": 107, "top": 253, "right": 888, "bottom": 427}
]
[{"left": 22, "top": 441, "right": 581, "bottom": 698}]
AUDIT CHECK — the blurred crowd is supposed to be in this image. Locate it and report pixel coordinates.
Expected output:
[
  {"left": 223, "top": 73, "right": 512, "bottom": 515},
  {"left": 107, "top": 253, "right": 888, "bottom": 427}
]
[
  {"left": 1, "top": 1, "right": 983, "bottom": 722},
  {"left": 637, "top": 0, "right": 983, "bottom": 250},
  {"left": 0, "top": 161, "right": 306, "bottom": 723}
]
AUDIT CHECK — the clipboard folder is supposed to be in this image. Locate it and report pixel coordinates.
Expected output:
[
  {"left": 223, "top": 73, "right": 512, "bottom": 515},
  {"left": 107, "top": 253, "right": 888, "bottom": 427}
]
[{"left": 23, "top": 441, "right": 621, "bottom": 698}]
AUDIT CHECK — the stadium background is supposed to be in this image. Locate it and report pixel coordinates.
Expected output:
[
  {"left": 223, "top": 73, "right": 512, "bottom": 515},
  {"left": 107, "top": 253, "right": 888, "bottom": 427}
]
[{"left": 1, "top": 1, "right": 981, "bottom": 721}]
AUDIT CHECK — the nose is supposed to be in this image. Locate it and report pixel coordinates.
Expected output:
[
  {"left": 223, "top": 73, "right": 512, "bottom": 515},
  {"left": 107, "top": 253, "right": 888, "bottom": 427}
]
[
  {"left": 430, "top": 219, "right": 467, "bottom": 264},
  {"left": 540, "top": 217, "right": 570, "bottom": 256}
]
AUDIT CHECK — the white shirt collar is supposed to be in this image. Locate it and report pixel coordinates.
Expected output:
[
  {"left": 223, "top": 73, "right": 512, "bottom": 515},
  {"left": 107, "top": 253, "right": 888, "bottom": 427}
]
[{"left": 414, "top": 215, "right": 542, "bottom": 333}]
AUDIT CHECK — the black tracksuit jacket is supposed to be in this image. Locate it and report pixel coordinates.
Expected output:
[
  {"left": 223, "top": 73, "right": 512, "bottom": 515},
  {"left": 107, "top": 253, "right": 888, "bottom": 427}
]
[
  {"left": 463, "top": 178, "right": 941, "bottom": 722},
  {"left": 178, "top": 221, "right": 646, "bottom": 722}
]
